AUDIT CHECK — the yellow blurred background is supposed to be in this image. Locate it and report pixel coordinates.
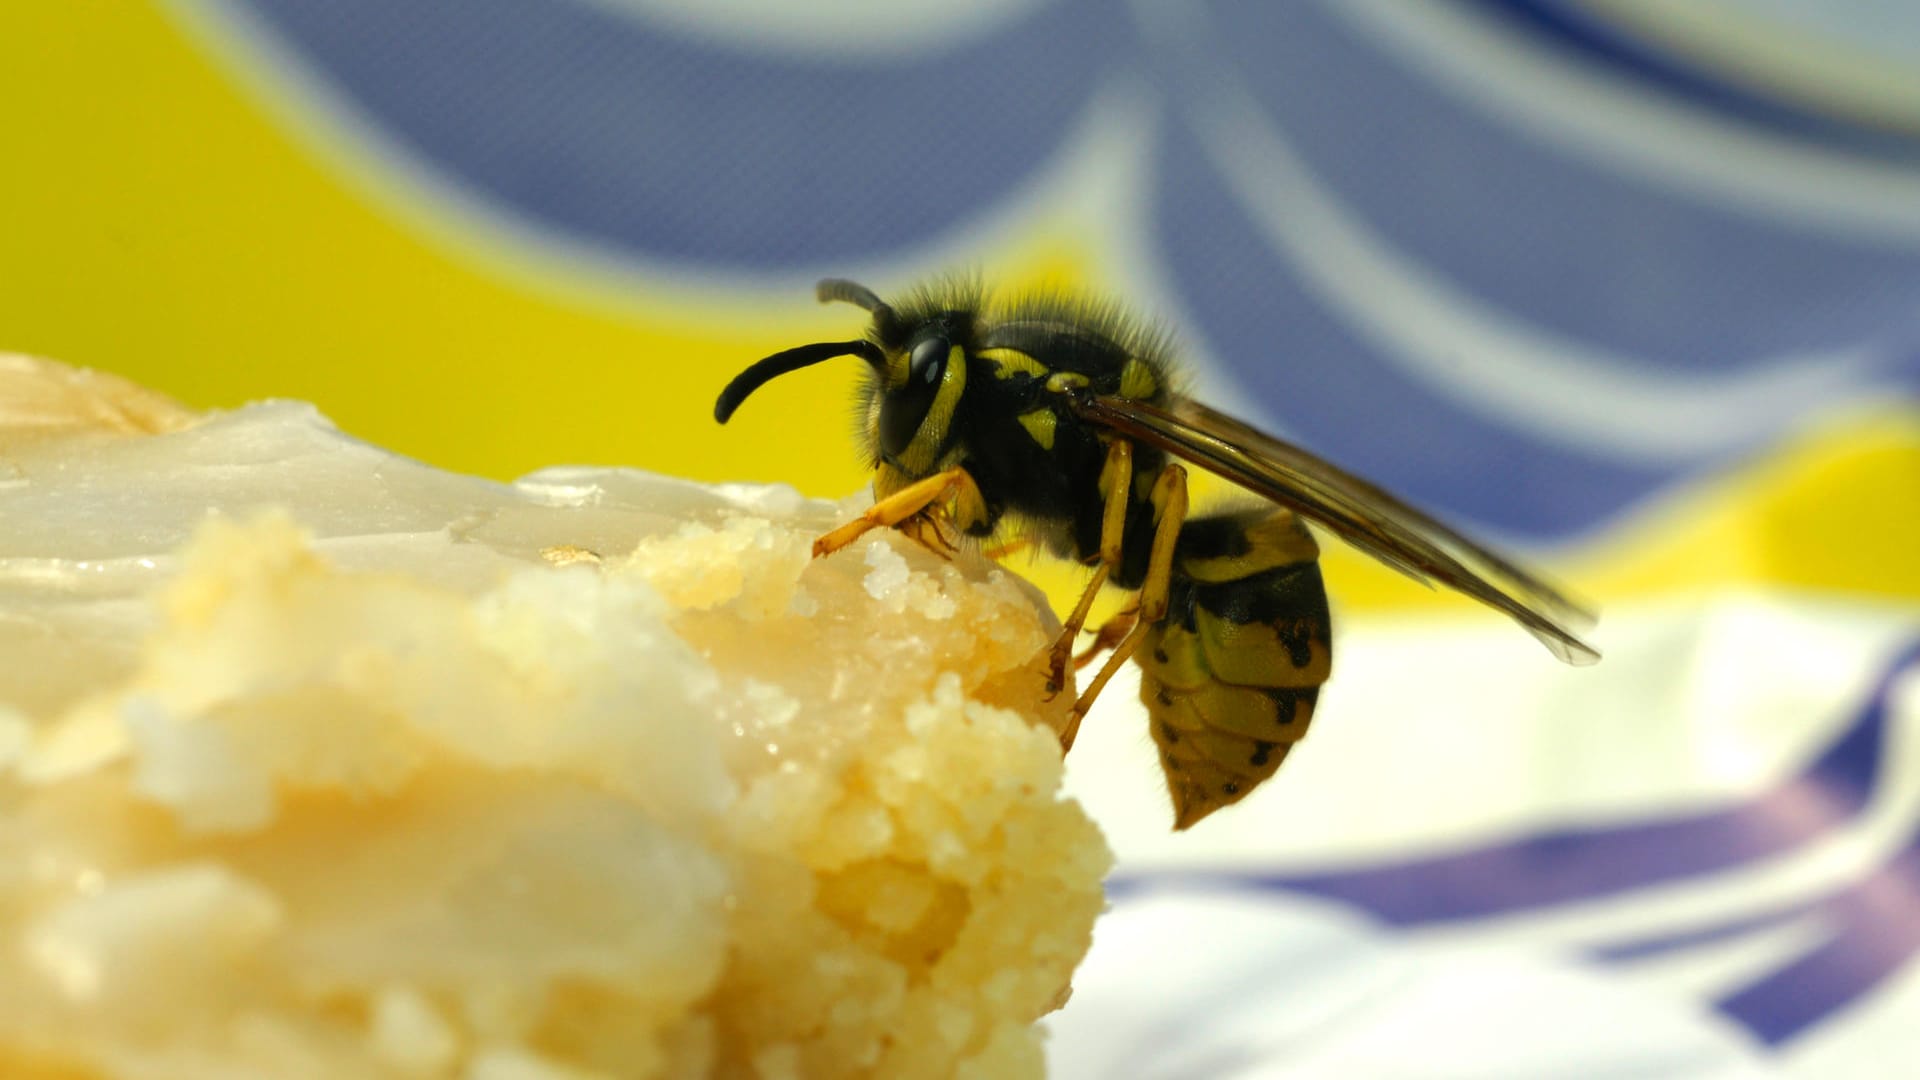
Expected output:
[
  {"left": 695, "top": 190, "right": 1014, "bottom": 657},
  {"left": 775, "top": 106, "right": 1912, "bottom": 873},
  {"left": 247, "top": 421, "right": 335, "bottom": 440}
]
[{"left": 2, "top": 4, "right": 871, "bottom": 494}]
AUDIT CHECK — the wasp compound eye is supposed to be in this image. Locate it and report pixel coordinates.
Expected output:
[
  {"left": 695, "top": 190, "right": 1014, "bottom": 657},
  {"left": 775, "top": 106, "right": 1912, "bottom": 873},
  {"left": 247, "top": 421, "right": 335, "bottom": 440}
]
[
  {"left": 879, "top": 336, "right": 949, "bottom": 458},
  {"left": 909, "top": 336, "right": 946, "bottom": 385}
]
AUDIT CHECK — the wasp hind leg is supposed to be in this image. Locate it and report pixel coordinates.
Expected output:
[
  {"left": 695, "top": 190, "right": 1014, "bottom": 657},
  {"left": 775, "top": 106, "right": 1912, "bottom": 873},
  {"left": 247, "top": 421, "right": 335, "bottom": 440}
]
[
  {"left": 1060, "top": 463, "right": 1188, "bottom": 751},
  {"left": 1043, "top": 440, "right": 1134, "bottom": 696}
]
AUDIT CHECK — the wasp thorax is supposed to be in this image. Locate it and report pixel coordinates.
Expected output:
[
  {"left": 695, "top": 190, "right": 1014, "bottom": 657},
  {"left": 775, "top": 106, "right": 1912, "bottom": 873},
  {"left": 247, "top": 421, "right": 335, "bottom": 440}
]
[{"left": 878, "top": 332, "right": 951, "bottom": 459}]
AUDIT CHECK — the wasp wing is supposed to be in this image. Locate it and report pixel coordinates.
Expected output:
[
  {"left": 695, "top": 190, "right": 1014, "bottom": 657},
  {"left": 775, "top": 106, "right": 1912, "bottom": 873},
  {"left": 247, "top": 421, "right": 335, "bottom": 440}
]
[{"left": 1072, "top": 394, "right": 1600, "bottom": 666}]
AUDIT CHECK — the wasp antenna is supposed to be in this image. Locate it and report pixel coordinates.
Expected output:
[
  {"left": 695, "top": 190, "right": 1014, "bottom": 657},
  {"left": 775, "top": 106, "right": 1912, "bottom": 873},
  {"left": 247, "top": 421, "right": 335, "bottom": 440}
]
[
  {"left": 714, "top": 339, "right": 886, "bottom": 423},
  {"left": 816, "top": 278, "right": 889, "bottom": 315},
  {"left": 818, "top": 278, "right": 901, "bottom": 342}
]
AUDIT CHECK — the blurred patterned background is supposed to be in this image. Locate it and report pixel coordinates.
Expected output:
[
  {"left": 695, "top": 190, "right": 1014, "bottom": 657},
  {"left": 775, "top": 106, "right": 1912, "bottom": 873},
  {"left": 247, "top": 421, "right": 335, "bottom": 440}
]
[{"left": 3, "top": 2, "right": 1917, "bottom": 1074}]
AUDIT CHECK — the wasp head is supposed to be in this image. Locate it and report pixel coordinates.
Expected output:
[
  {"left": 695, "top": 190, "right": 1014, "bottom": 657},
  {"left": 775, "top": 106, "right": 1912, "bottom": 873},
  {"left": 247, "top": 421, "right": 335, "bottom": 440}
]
[{"left": 715, "top": 279, "right": 976, "bottom": 479}]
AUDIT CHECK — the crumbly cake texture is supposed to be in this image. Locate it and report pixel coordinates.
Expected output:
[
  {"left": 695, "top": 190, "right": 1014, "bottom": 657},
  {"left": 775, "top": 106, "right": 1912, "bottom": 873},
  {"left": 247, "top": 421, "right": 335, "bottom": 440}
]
[{"left": 0, "top": 356, "right": 1111, "bottom": 1079}]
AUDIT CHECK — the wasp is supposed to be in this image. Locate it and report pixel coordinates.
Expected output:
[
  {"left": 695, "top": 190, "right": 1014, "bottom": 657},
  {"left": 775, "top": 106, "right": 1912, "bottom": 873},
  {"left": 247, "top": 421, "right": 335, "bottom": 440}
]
[{"left": 715, "top": 278, "right": 1598, "bottom": 829}]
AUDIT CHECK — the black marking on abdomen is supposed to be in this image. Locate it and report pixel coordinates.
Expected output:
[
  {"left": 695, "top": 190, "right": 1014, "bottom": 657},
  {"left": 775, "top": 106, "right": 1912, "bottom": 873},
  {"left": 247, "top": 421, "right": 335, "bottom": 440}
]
[
  {"left": 1193, "top": 561, "right": 1329, "bottom": 630},
  {"left": 1267, "top": 686, "right": 1320, "bottom": 718}
]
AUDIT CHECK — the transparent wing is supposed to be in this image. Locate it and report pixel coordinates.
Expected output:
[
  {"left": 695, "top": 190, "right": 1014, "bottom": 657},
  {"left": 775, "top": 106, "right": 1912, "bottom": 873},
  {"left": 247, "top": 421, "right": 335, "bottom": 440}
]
[{"left": 1073, "top": 394, "right": 1600, "bottom": 665}]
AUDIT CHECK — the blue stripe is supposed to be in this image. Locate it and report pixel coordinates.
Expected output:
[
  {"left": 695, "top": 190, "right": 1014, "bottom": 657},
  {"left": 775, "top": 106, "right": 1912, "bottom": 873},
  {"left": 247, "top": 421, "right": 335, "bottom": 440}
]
[
  {"left": 1588, "top": 906, "right": 1810, "bottom": 964},
  {"left": 1717, "top": 831, "right": 1920, "bottom": 1044},
  {"left": 1587, "top": 824, "right": 1920, "bottom": 1046},
  {"left": 1111, "top": 637, "right": 1920, "bottom": 925},
  {"left": 1462, "top": 0, "right": 1920, "bottom": 161}
]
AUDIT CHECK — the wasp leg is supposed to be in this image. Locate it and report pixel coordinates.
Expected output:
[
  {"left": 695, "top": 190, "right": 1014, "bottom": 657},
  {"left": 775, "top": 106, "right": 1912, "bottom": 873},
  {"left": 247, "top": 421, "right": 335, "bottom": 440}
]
[
  {"left": 1061, "top": 464, "right": 1187, "bottom": 752},
  {"left": 1073, "top": 605, "right": 1140, "bottom": 671},
  {"left": 981, "top": 537, "right": 1032, "bottom": 561},
  {"left": 1045, "top": 567, "right": 1107, "bottom": 696},
  {"left": 895, "top": 509, "right": 960, "bottom": 560},
  {"left": 813, "top": 466, "right": 982, "bottom": 559},
  {"left": 1044, "top": 440, "right": 1133, "bottom": 695}
]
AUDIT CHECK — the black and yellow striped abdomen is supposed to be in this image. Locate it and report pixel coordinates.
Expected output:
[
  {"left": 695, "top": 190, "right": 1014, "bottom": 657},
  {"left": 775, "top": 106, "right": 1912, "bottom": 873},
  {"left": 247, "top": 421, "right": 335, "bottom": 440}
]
[{"left": 1136, "top": 508, "right": 1332, "bottom": 830}]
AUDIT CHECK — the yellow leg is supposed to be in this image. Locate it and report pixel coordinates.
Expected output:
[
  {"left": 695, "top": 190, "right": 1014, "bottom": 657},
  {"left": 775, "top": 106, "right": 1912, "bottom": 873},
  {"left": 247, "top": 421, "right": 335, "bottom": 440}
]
[
  {"left": 813, "top": 467, "right": 979, "bottom": 558},
  {"left": 1094, "top": 439, "right": 1133, "bottom": 570},
  {"left": 1044, "top": 440, "right": 1133, "bottom": 694},
  {"left": 981, "top": 537, "right": 1032, "bottom": 560},
  {"left": 1060, "top": 464, "right": 1187, "bottom": 751},
  {"left": 1045, "top": 564, "right": 1107, "bottom": 695}
]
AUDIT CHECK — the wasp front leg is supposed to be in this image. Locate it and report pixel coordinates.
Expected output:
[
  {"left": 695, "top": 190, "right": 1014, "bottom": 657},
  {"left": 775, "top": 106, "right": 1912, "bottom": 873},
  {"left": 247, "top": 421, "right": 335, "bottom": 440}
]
[
  {"left": 813, "top": 465, "right": 987, "bottom": 559},
  {"left": 895, "top": 509, "right": 961, "bottom": 560},
  {"left": 1061, "top": 463, "right": 1187, "bottom": 751}
]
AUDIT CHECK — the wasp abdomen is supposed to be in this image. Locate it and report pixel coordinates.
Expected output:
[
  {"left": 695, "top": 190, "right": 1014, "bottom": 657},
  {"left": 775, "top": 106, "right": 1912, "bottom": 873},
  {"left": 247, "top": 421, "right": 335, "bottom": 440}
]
[{"left": 1137, "top": 509, "right": 1332, "bottom": 830}]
